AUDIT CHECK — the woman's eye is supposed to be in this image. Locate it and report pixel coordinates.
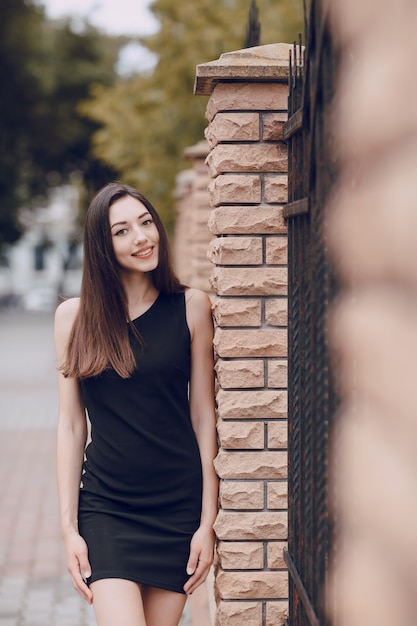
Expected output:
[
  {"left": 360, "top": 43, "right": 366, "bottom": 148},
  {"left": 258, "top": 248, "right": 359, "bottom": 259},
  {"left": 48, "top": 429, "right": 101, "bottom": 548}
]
[
  {"left": 142, "top": 219, "right": 153, "bottom": 227},
  {"left": 115, "top": 228, "right": 128, "bottom": 236}
]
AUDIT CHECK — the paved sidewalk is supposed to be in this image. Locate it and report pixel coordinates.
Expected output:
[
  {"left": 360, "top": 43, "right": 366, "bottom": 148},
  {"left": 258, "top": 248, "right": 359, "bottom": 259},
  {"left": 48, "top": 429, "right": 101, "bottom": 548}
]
[{"left": 0, "top": 310, "right": 191, "bottom": 626}]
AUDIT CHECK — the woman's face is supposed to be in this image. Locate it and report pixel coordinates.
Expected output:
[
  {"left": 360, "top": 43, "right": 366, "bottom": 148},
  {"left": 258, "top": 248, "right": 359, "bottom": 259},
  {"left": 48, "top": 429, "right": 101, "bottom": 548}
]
[{"left": 109, "top": 195, "right": 160, "bottom": 275}]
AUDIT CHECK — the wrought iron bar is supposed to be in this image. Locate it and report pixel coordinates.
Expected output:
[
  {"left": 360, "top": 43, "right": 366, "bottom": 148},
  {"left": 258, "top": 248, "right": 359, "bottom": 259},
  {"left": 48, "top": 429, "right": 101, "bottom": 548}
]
[
  {"left": 283, "top": 198, "right": 310, "bottom": 219},
  {"left": 244, "top": 0, "right": 261, "bottom": 48},
  {"left": 284, "top": 549, "right": 321, "bottom": 626},
  {"left": 284, "top": 0, "right": 339, "bottom": 624},
  {"left": 283, "top": 109, "right": 303, "bottom": 141}
]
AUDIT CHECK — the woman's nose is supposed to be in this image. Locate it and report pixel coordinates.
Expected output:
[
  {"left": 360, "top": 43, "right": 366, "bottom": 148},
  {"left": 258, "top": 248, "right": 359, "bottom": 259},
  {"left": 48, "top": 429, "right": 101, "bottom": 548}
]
[{"left": 133, "top": 227, "right": 147, "bottom": 243}]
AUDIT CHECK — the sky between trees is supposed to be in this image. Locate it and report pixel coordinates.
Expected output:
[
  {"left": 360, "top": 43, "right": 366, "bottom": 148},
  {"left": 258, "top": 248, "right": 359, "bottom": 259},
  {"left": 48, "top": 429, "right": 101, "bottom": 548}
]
[{"left": 0, "top": 0, "right": 303, "bottom": 246}]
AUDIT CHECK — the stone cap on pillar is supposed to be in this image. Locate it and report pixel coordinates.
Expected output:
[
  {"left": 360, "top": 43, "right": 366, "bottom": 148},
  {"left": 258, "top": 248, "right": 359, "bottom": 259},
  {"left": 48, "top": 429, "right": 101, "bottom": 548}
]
[
  {"left": 194, "top": 43, "right": 292, "bottom": 97},
  {"left": 184, "top": 140, "right": 210, "bottom": 160}
]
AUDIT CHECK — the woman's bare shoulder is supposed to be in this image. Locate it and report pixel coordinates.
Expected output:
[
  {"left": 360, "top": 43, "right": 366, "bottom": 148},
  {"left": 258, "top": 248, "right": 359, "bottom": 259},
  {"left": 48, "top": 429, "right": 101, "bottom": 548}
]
[
  {"left": 54, "top": 298, "right": 80, "bottom": 360},
  {"left": 185, "top": 287, "right": 211, "bottom": 309},
  {"left": 55, "top": 297, "right": 80, "bottom": 332},
  {"left": 184, "top": 288, "right": 213, "bottom": 336}
]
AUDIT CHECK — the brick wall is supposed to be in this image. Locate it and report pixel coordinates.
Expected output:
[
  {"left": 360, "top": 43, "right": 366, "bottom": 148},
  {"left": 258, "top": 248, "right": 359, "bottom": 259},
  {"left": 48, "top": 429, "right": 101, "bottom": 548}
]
[
  {"left": 173, "top": 168, "right": 194, "bottom": 288},
  {"left": 194, "top": 44, "right": 291, "bottom": 626},
  {"left": 184, "top": 140, "right": 212, "bottom": 293},
  {"left": 174, "top": 141, "right": 211, "bottom": 292}
]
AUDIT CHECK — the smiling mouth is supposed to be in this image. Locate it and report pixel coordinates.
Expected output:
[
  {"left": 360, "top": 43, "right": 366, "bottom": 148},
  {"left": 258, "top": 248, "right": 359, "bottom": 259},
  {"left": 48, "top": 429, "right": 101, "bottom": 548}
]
[{"left": 132, "top": 247, "right": 153, "bottom": 258}]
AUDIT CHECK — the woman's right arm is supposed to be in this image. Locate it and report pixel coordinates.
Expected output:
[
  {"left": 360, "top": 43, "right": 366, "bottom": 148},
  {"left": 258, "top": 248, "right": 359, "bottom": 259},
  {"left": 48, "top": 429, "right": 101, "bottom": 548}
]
[{"left": 54, "top": 299, "right": 93, "bottom": 604}]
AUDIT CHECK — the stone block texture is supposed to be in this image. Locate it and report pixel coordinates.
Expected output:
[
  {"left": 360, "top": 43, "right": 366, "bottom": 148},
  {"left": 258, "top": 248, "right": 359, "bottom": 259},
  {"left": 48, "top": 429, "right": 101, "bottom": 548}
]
[
  {"left": 195, "top": 43, "right": 290, "bottom": 626},
  {"left": 325, "top": 3, "right": 417, "bottom": 626},
  {"left": 173, "top": 140, "right": 211, "bottom": 292}
]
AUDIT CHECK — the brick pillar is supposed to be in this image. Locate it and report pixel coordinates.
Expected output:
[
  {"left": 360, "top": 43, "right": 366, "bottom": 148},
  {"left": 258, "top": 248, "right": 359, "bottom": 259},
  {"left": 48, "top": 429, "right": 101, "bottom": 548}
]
[
  {"left": 173, "top": 168, "right": 194, "bottom": 287},
  {"left": 183, "top": 140, "right": 211, "bottom": 292},
  {"left": 195, "top": 43, "right": 291, "bottom": 626},
  {"left": 174, "top": 141, "right": 211, "bottom": 292}
]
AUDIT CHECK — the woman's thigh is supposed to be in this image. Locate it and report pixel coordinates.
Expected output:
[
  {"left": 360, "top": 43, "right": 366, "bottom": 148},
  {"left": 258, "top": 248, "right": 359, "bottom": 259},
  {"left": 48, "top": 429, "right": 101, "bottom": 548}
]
[
  {"left": 90, "top": 579, "right": 146, "bottom": 626},
  {"left": 188, "top": 582, "right": 212, "bottom": 626},
  {"left": 141, "top": 585, "right": 187, "bottom": 626}
]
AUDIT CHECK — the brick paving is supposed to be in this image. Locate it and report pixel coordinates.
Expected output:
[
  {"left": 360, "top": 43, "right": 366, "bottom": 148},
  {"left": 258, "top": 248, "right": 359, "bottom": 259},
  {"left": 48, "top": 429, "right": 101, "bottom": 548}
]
[{"left": 0, "top": 310, "right": 191, "bottom": 626}]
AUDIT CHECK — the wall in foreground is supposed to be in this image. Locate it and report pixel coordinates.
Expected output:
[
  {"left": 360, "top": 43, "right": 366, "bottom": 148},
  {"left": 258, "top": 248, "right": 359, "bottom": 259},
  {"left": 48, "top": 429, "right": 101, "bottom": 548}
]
[
  {"left": 193, "top": 44, "right": 291, "bottom": 626},
  {"left": 326, "top": 2, "right": 417, "bottom": 625}
]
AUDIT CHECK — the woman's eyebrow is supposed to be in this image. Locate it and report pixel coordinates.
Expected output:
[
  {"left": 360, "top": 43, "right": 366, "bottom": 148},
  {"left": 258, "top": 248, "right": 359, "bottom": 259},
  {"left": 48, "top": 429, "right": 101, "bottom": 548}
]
[
  {"left": 110, "top": 220, "right": 127, "bottom": 229},
  {"left": 110, "top": 212, "right": 150, "bottom": 229}
]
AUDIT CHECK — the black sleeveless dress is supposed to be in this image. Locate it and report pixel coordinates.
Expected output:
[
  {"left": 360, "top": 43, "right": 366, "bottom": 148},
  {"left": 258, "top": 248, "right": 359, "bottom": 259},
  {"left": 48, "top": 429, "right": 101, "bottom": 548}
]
[{"left": 78, "top": 292, "right": 203, "bottom": 594}]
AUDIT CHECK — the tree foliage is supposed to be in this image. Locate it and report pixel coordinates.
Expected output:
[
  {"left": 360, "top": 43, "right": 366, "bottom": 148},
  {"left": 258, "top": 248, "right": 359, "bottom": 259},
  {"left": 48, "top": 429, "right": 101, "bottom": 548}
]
[
  {"left": 0, "top": 0, "right": 122, "bottom": 245},
  {"left": 81, "top": 0, "right": 305, "bottom": 229}
]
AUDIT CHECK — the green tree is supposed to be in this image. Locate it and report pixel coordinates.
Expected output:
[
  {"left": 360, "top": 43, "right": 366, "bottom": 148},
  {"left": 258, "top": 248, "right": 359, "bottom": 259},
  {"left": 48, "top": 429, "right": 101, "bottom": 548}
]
[
  {"left": 0, "top": 0, "right": 44, "bottom": 243},
  {"left": 27, "top": 19, "right": 122, "bottom": 197},
  {"left": 0, "top": 0, "right": 122, "bottom": 246},
  {"left": 81, "top": 0, "right": 304, "bottom": 229}
]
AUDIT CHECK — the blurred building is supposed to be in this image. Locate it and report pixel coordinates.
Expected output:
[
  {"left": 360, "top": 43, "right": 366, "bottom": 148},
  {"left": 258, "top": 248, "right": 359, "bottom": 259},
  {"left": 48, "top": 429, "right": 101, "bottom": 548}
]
[{"left": 0, "top": 185, "right": 82, "bottom": 311}]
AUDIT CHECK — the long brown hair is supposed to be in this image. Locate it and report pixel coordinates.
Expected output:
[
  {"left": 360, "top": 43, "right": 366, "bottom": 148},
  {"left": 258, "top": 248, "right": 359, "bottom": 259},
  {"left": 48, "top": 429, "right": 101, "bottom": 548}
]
[{"left": 62, "top": 182, "right": 184, "bottom": 379}]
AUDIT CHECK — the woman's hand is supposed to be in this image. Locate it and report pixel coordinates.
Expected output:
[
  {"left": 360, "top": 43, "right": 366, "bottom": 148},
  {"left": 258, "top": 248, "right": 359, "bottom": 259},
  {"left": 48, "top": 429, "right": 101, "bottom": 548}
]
[
  {"left": 64, "top": 530, "right": 93, "bottom": 604},
  {"left": 183, "top": 525, "right": 215, "bottom": 596}
]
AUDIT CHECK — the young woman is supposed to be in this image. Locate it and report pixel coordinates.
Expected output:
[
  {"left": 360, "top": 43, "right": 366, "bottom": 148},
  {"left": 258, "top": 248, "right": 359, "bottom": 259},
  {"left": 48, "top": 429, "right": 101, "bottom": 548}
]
[{"left": 54, "top": 182, "right": 218, "bottom": 626}]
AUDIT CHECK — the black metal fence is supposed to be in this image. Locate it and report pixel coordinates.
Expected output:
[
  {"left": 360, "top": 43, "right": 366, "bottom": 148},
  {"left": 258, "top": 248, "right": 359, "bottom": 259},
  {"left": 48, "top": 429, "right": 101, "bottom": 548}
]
[{"left": 283, "top": 1, "right": 339, "bottom": 624}]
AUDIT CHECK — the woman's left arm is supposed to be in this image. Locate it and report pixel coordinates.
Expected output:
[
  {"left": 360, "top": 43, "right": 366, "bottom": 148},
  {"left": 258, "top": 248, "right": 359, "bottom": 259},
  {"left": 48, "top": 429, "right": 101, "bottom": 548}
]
[{"left": 184, "top": 288, "right": 218, "bottom": 596}]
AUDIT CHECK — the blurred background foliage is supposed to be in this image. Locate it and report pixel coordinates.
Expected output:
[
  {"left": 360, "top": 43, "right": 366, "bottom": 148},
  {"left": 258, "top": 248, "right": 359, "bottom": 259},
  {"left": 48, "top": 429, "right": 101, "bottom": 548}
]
[
  {"left": 0, "top": 0, "right": 122, "bottom": 245},
  {"left": 0, "top": 0, "right": 303, "bottom": 243}
]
